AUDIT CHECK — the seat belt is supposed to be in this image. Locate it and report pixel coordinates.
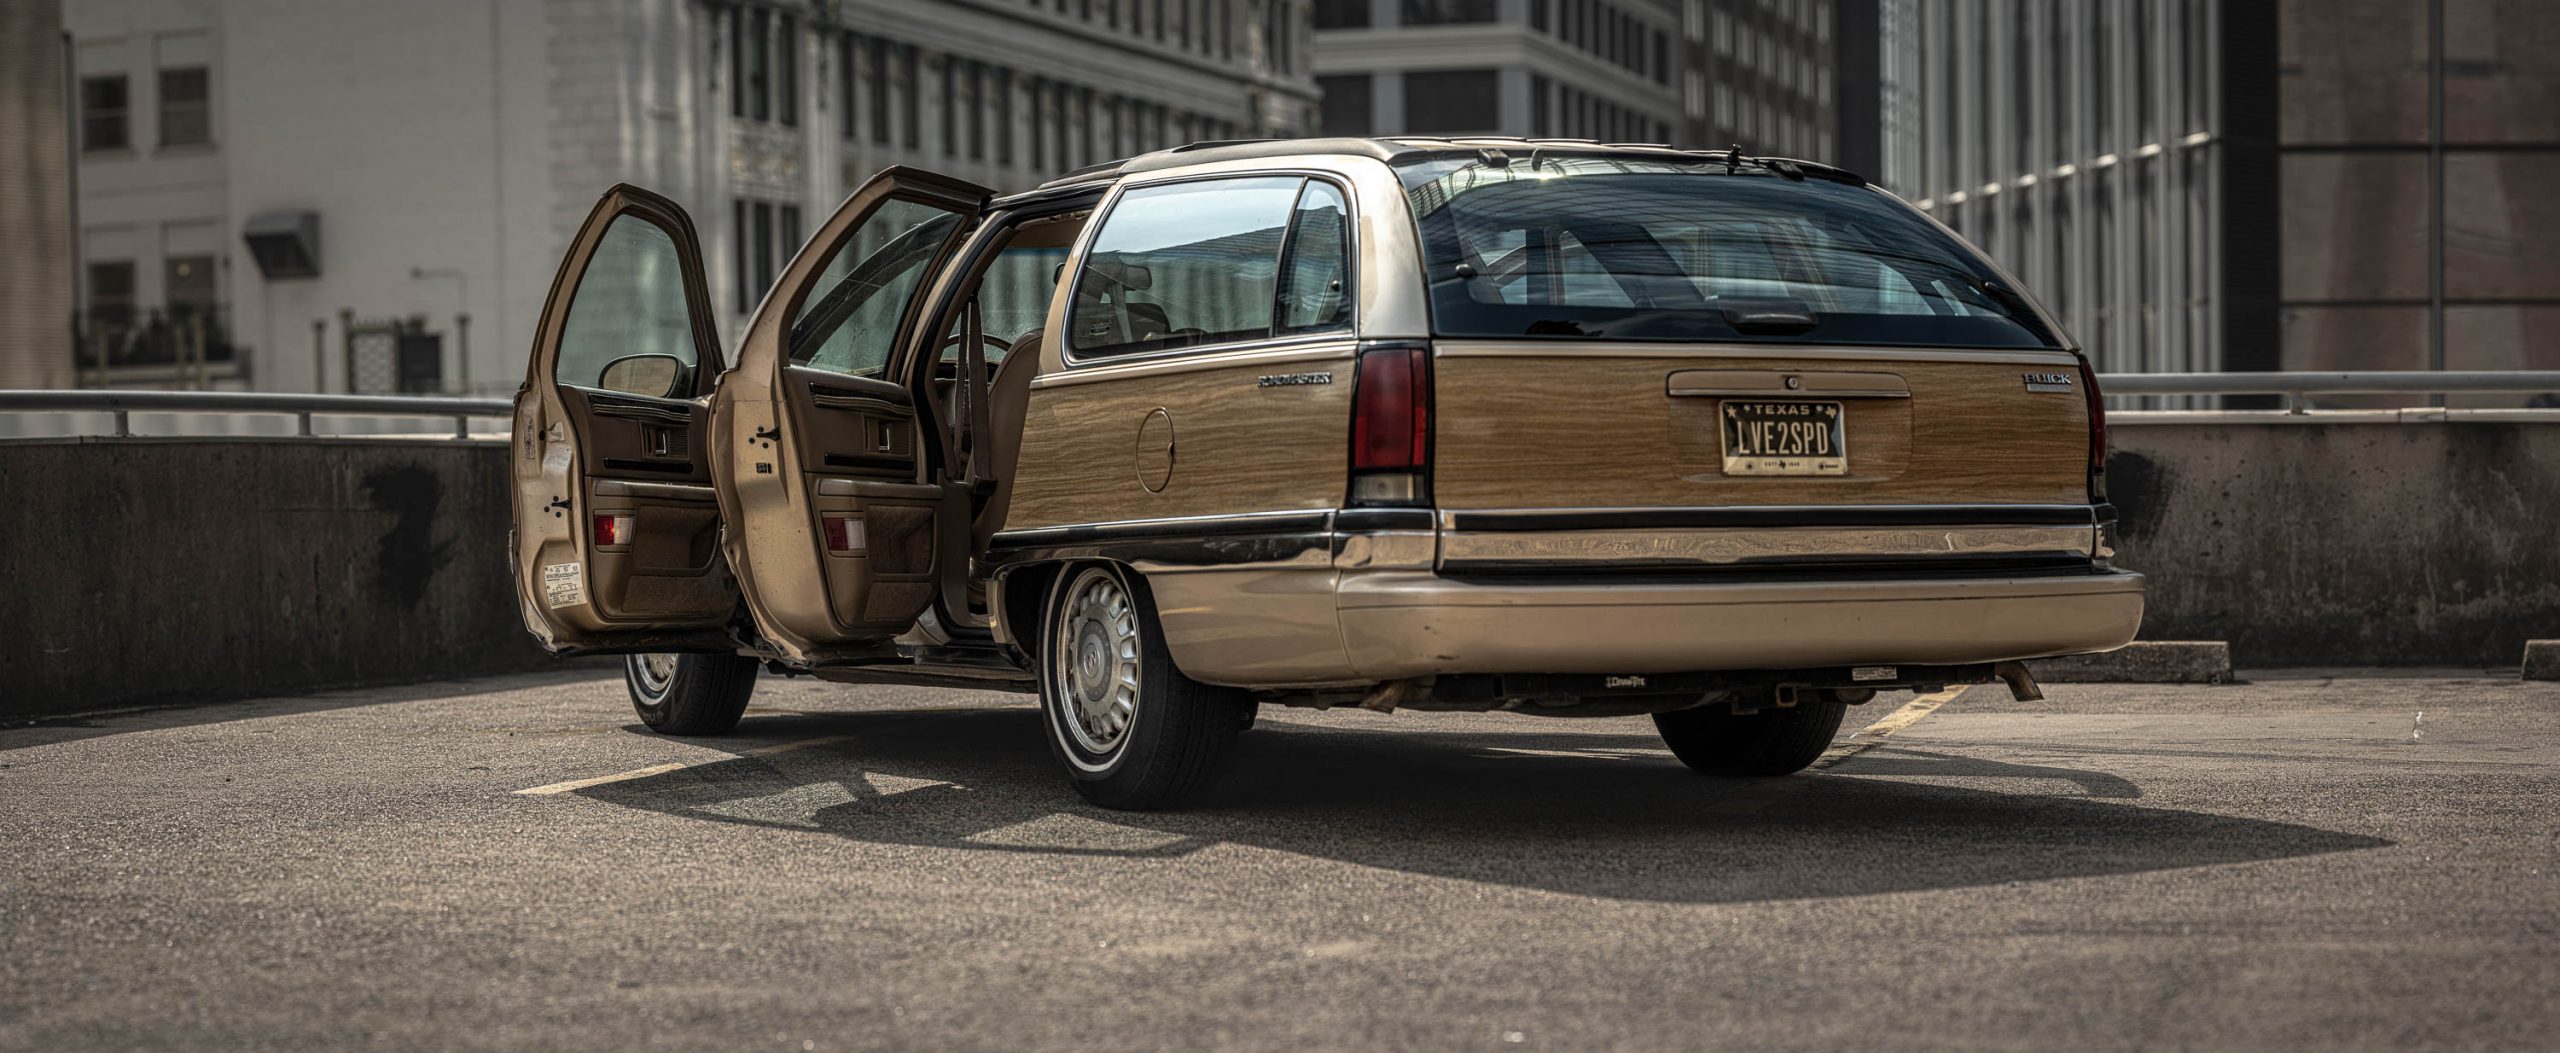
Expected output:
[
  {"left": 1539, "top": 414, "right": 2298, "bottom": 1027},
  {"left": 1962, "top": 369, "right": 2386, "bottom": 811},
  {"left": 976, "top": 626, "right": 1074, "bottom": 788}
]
[{"left": 959, "top": 302, "right": 995, "bottom": 504}]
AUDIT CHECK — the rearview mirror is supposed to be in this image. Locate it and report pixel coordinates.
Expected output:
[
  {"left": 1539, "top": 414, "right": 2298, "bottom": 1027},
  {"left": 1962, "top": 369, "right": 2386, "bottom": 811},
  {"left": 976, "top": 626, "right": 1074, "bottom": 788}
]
[{"left": 598, "top": 353, "right": 685, "bottom": 398}]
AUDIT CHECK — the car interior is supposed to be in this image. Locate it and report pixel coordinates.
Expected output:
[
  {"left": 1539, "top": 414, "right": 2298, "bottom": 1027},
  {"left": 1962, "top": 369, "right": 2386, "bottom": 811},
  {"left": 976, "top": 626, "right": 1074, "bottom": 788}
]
[{"left": 910, "top": 207, "right": 1093, "bottom": 627}]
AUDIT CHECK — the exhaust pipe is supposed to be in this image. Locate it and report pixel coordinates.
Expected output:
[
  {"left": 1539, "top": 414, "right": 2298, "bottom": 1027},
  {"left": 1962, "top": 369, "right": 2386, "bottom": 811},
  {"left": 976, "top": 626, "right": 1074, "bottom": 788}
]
[{"left": 1993, "top": 661, "right": 2045, "bottom": 702}]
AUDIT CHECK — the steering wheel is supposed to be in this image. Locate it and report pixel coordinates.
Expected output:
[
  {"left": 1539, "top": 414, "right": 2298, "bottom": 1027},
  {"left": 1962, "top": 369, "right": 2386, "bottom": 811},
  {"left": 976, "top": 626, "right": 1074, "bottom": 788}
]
[{"left": 939, "top": 330, "right": 1015, "bottom": 359}]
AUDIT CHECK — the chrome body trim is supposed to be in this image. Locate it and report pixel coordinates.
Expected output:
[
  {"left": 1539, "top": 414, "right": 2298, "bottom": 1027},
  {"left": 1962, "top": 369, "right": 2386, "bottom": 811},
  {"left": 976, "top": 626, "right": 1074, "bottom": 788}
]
[
  {"left": 1439, "top": 503, "right": 2111, "bottom": 531},
  {"left": 1436, "top": 523, "right": 2097, "bottom": 571},
  {"left": 813, "top": 477, "right": 942, "bottom": 499},
  {"left": 1428, "top": 339, "right": 2082, "bottom": 366},
  {"left": 591, "top": 479, "right": 716, "bottom": 501},
  {"left": 1028, "top": 338, "right": 1355, "bottom": 389},
  {"left": 1665, "top": 369, "right": 1913, "bottom": 398}
]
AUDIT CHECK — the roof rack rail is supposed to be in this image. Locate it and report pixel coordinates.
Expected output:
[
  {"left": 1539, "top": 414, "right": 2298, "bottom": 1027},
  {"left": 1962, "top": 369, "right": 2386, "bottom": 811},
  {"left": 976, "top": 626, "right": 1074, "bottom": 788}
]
[{"left": 1026, "top": 136, "right": 1869, "bottom": 190}]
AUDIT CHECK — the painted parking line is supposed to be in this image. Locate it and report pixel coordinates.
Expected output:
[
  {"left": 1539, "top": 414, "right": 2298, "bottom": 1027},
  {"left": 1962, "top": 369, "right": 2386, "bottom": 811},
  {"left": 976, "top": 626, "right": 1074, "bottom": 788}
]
[
  {"left": 513, "top": 734, "right": 853, "bottom": 796},
  {"left": 1811, "top": 685, "right": 1969, "bottom": 771}
]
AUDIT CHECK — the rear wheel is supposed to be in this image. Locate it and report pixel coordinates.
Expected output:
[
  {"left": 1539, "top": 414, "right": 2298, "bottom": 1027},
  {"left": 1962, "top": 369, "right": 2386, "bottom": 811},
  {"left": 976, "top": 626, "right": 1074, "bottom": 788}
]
[
  {"left": 1652, "top": 692, "right": 1848, "bottom": 776},
  {"left": 626, "top": 652, "right": 758, "bottom": 735},
  {"left": 1037, "top": 565, "right": 1242, "bottom": 810}
]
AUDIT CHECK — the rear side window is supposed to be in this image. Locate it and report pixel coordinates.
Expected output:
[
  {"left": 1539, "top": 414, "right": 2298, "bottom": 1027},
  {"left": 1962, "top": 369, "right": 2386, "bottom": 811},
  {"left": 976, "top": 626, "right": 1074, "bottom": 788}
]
[
  {"left": 1070, "top": 175, "right": 1355, "bottom": 358},
  {"left": 1397, "top": 156, "right": 2059, "bottom": 348}
]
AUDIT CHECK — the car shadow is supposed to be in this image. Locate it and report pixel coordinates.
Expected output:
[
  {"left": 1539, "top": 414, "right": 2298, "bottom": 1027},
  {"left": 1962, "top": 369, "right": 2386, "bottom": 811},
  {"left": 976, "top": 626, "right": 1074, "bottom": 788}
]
[{"left": 574, "top": 706, "right": 2388, "bottom": 904}]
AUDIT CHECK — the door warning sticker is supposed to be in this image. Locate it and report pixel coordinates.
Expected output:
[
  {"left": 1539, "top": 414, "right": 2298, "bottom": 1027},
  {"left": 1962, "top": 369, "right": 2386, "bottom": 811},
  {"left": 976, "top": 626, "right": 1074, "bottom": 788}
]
[{"left": 542, "top": 562, "right": 585, "bottom": 608}]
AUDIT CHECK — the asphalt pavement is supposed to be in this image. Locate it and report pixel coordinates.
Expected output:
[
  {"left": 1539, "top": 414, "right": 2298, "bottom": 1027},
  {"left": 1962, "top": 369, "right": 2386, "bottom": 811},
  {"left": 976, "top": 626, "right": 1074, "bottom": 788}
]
[{"left": 3, "top": 669, "right": 2555, "bottom": 1051}]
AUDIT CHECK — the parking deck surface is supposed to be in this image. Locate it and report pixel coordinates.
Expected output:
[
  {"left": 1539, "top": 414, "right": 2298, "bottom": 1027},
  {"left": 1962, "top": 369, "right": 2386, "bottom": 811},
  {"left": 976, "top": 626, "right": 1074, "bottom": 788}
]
[{"left": 3, "top": 671, "right": 2555, "bottom": 1051}]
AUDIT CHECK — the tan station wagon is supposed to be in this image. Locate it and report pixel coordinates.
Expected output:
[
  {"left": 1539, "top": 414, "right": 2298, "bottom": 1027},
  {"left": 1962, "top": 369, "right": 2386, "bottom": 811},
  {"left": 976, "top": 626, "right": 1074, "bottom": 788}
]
[{"left": 510, "top": 137, "right": 2144, "bottom": 809}]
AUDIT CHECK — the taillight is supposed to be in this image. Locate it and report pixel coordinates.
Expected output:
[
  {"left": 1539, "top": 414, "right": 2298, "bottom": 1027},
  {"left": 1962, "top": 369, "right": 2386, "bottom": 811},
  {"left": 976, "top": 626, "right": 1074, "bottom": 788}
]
[
  {"left": 1349, "top": 345, "right": 1430, "bottom": 506},
  {"left": 2075, "top": 351, "right": 2107, "bottom": 500},
  {"left": 592, "top": 514, "right": 633, "bottom": 547},
  {"left": 821, "top": 514, "right": 864, "bottom": 553}
]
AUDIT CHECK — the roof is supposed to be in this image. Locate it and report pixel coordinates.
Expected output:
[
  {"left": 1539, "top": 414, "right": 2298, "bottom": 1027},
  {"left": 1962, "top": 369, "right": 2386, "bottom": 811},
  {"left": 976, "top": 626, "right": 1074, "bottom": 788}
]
[{"left": 1029, "top": 136, "right": 1867, "bottom": 192}]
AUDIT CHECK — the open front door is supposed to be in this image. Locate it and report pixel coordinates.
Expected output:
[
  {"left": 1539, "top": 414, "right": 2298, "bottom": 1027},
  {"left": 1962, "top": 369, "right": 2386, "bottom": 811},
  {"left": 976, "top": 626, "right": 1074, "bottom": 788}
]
[
  {"left": 712, "top": 167, "right": 991, "bottom": 664},
  {"left": 511, "top": 185, "right": 736, "bottom": 654}
]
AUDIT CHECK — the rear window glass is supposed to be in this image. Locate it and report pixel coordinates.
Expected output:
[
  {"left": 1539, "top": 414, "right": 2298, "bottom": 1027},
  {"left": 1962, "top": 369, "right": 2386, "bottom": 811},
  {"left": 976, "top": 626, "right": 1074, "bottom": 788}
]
[{"left": 1396, "top": 156, "right": 2059, "bottom": 348}]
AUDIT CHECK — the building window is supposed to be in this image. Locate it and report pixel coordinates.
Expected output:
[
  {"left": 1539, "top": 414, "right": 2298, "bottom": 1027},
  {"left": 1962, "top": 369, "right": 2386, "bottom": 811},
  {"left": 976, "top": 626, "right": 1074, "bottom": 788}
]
[
  {"left": 165, "top": 255, "right": 217, "bottom": 319},
  {"left": 1404, "top": 69, "right": 1499, "bottom": 135},
  {"left": 967, "top": 63, "right": 987, "bottom": 161},
  {"left": 81, "top": 75, "right": 128, "bottom": 151},
  {"left": 869, "top": 38, "right": 891, "bottom": 145},
  {"left": 777, "top": 14, "right": 799, "bottom": 127},
  {"left": 158, "top": 67, "right": 210, "bottom": 146},
  {"left": 87, "top": 260, "right": 136, "bottom": 328},
  {"left": 898, "top": 45, "right": 920, "bottom": 150},
  {"left": 747, "top": 8, "right": 770, "bottom": 122},
  {"left": 733, "top": 199, "right": 803, "bottom": 314},
  {"left": 1317, "top": 74, "right": 1370, "bottom": 136},
  {"left": 1028, "top": 80, "right": 1047, "bottom": 169},
  {"left": 940, "top": 56, "right": 957, "bottom": 156},
  {"left": 1077, "top": 88, "right": 1096, "bottom": 167},
  {"left": 997, "top": 70, "right": 1016, "bottom": 166},
  {"left": 855, "top": 32, "right": 875, "bottom": 138},
  {"left": 1401, "top": 0, "right": 1497, "bottom": 24},
  {"left": 1531, "top": 74, "right": 1550, "bottom": 134}
]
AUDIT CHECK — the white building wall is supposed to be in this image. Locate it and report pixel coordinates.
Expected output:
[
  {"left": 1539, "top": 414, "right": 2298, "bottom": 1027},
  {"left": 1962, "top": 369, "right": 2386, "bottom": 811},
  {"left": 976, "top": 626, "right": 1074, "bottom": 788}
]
[{"left": 69, "top": 0, "right": 1312, "bottom": 395}]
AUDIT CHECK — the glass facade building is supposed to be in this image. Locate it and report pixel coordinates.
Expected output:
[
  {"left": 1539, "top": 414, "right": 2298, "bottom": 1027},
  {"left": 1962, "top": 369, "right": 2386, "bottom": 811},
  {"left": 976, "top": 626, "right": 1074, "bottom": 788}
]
[
  {"left": 1311, "top": 0, "right": 1684, "bottom": 143},
  {"left": 1877, "top": 0, "right": 2560, "bottom": 398}
]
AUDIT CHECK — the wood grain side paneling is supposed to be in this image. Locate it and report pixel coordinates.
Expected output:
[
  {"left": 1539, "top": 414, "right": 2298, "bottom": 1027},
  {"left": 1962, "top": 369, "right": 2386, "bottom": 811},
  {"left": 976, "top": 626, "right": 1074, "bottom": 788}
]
[
  {"left": 1007, "top": 347, "right": 1359, "bottom": 530},
  {"left": 1431, "top": 355, "right": 2091, "bottom": 509}
]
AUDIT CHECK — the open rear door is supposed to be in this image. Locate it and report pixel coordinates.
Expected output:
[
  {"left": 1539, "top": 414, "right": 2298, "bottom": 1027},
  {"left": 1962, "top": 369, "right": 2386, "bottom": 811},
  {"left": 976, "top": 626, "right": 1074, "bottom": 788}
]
[
  {"left": 511, "top": 185, "right": 737, "bottom": 654},
  {"left": 712, "top": 167, "right": 990, "bottom": 664}
]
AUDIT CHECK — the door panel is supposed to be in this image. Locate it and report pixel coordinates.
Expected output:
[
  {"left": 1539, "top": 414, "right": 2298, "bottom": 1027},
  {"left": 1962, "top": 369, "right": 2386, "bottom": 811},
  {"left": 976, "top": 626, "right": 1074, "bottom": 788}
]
[
  {"left": 712, "top": 167, "right": 991, "bottom": 663},
  {"left": 511, "top": 185, "right": 735, "bottom": 653}
]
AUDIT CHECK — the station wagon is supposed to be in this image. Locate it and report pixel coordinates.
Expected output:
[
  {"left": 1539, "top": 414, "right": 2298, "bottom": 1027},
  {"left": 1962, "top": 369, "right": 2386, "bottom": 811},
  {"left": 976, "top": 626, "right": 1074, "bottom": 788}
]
[{"left": 510, "top": 137, "right": 2145, "bottom": 809}]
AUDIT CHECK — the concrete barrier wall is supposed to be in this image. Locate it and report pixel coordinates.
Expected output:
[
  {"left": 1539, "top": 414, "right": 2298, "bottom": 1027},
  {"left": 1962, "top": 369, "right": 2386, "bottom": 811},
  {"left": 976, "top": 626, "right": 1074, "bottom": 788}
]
[
  {"left": 3, "top": 421, "right": 2553, "bottom": 719},
  {"left": 2110, "top": 420, "right": 2560, "bottom": 667},
  {"left": 0, "top": 438, "right": 552, "bottom": 721}
]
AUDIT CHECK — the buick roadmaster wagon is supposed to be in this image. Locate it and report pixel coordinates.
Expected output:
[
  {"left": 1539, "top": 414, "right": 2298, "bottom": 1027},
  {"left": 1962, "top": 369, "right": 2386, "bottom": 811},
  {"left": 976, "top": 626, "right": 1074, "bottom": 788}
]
[{"left": 510, "top": 137, "right": 2144, "bottom": 809}]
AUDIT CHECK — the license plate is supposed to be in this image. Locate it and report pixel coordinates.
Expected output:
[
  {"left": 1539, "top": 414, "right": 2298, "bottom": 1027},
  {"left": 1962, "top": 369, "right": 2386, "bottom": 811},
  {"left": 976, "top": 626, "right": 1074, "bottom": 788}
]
[{"left": 1721, "top": 400, "right": 1847, "bottom": 476}]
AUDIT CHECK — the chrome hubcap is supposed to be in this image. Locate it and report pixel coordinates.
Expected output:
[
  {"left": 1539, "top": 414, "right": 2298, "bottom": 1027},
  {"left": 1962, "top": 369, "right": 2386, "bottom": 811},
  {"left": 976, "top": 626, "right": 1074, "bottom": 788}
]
[
  {"left": 634, "top": 653, "right": 678, "bottom": 697},
  {"left": 1051, "top": 570, "right": 1140, "bottom": 755}
]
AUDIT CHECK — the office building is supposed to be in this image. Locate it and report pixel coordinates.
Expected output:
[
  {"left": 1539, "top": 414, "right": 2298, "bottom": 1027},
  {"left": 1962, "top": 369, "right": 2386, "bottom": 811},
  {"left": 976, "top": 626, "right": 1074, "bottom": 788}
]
[
  {"left": 1313, "top": 0, "right": 1864, "bottom": 168},
  {"left": 66, "top": 0, "right": 1314, "bottom": 393},
  {"left": 1877, "top": 0, "right": 2560, "bottom": 387}
]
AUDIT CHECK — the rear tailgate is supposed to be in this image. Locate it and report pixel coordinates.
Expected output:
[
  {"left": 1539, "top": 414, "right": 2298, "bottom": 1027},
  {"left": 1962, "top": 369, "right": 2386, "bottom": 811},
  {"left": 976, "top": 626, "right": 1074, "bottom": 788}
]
[{"left": 1429, "top": 342, "right": 2100, "bottom": 573}]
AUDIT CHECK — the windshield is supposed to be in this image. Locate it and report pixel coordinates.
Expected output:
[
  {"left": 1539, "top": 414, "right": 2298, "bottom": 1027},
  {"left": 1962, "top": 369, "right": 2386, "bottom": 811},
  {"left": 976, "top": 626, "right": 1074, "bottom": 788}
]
[{"left": 1396, "top": 156, "right": 2059, "bottom": 348}]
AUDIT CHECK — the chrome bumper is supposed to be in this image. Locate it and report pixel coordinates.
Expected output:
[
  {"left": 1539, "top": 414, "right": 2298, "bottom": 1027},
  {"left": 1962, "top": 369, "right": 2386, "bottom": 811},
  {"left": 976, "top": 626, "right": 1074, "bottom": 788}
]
[{"left": 1334, "top": 569, "right": 2147, "bottom": 680}]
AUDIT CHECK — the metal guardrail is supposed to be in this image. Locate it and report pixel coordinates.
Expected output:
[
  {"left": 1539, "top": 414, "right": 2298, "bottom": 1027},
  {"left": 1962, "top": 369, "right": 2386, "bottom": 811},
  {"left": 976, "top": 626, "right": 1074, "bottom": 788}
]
[
  {"left": 5, "top": 372, "right": 2558, "bottom": 436},
  {"left": 2100, "top": 371, "right": 2560, "bottom": 412},
  {"left": 0, "top": 390, "right": 512, "bottom": 439}
]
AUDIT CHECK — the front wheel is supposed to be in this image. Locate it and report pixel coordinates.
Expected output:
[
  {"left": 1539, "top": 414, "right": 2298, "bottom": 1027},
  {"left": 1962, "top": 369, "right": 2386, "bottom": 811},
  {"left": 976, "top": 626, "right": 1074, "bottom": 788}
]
[
  {"left": 1652, "top": 692, "right": 1848, "bottom": 777},
  {"left": 626, "top": 652, "right": 759, "bottom": 735},
  {"left": 1037, "top": 565, "right": 1242, "bottom": 810}
]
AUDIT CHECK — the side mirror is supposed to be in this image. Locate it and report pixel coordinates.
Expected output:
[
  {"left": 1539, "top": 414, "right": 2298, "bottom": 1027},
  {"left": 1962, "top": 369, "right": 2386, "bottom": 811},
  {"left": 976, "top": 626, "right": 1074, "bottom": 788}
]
[{"left": 598, "top": 353, "right": 686, "bottom": 398}]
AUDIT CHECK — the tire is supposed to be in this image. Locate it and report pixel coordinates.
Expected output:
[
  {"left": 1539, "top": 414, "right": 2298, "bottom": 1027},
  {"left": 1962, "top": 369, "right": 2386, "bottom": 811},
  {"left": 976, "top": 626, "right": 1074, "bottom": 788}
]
[
  {"left": 1037, "top": 564, "right": 1242, "bottom": 810},
  {"left": 626, "top": 652, "right": 759, "bottom": 736},
  {"left": 1651, "top": 692, "right": 1848, "bottom": 777}
]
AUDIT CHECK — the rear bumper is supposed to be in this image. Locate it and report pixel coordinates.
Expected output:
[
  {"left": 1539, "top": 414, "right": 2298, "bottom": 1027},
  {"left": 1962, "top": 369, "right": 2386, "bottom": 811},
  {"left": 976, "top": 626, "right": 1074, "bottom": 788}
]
[{"left": 1335, "top": 569, "right": 2146, "bottom": 680}]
